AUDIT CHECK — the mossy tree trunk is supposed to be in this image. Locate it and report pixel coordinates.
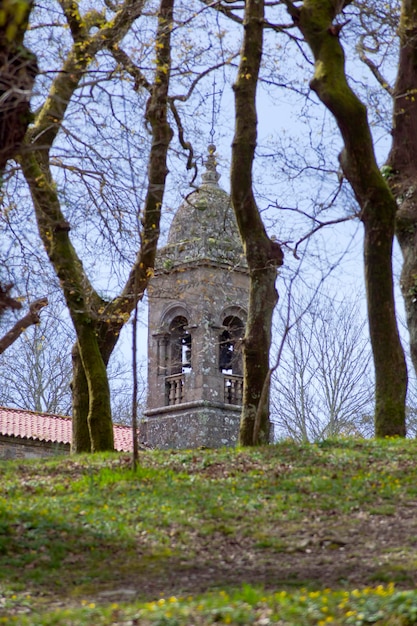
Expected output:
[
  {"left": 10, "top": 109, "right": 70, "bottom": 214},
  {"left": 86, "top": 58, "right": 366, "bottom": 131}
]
[
  {"left": 0, "top": 0, "right": 37, "bottom": 174},
  {"left": 231, "top": 0, "right": 284, "bottom": 445},
  {"left": 18, "top": 0, "right": 173, "bottom": 452},
  {"left": 0, "top": 1, "right": 38, "bottom": 329},
  {"left": 386, "top": 1, "right": 417, "bottom": 382},
  {"left": 292, "top": 0, "right": 407, "bottom": 436},
  {"left": 71, "top": 344, "right": 91, "bottom": 452}
]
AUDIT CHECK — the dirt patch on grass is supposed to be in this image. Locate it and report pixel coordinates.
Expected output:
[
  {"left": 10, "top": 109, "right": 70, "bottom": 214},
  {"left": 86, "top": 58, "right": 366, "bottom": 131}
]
[
  {"left": 98, "top": 448, "right": 417, "bottom": 601},
  {"left": 82, "top": 503, "right": 417, "bottom": 605}
]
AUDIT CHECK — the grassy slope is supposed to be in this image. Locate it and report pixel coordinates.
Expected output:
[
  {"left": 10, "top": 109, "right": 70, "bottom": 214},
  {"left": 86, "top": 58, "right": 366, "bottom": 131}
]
[{"left": 2, "top": 439, "right": 417, "bottom": 624}]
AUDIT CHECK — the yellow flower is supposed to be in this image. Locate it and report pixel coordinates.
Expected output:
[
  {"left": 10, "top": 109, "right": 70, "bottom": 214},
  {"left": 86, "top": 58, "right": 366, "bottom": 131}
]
[
  {"left": 318, "top": 618, "right": 334, "bottom": 626},
  {"left": 308, "top": 591, "right": 321, "bottom": 599}
]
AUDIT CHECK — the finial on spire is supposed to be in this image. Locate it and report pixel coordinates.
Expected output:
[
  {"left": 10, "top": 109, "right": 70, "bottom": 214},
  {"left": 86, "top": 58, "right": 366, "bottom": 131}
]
[{"left": 202, "top": 144, "right": 220, "bottom": 187}]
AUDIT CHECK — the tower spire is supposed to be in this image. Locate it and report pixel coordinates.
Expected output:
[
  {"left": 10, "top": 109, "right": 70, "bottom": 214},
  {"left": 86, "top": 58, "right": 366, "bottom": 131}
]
[
  {"left": 201, "top": 77, "right": 221, "bottom": 187},
  {"left": 201, "top": 143, "right": 220, "bottom": 187},
  {"left": 210, "top": 76, "right": 216, "bottom": 145}
]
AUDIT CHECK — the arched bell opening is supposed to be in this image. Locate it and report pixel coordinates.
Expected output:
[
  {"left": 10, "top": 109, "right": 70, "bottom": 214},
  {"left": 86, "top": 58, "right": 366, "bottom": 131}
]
[
  {"left": 163, "top": 315, "right": 192, "bottom": 406},
  {"left": 219, "top": 315, "right": 244, "bottom": 405},
  {"left": 219, "top": 315, "right": 244, "bottom": 375},
  {"left": 169, "top": 315, "right": 192, "bottom": 375}
]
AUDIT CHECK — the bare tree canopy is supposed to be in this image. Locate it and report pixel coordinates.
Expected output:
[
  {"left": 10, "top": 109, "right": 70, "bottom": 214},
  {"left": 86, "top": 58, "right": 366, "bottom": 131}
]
[{"left": 271, "top": 293, "right": 374, "bottom": 442}]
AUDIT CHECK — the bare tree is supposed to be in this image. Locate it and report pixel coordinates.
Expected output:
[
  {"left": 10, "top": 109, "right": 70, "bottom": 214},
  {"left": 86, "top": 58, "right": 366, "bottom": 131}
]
[
  {"left": 385, "top": 1, "right": 417, "bottom": 385},
  {"left": 224, "top": 0, "right": 408, "bottom": 439},
  {"left": 2, "top": 0, "right": 241, "bottom": 453},
  {"left": 271, "top": 293, "right": 374, "bottom": 442},
  {"left": 0, "top": 312, "right": 72, "bottom": 414},
  {"left": 0, "top": 302, "right": 146, "bottom": 419},
  {"left": 14, "top": 0, "right": 174, "bottom": 451},
  {"left": 274, "top": 0, "right": 407, "bottom": 437},
  {"left": 230, "top": 0, "right": 284, "bottom": 445}
]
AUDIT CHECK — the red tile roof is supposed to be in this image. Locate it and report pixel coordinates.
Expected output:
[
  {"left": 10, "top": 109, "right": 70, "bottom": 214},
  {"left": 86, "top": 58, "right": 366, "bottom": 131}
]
[{"left": 0, "top": 406, "right": 133, "bottom": 452}]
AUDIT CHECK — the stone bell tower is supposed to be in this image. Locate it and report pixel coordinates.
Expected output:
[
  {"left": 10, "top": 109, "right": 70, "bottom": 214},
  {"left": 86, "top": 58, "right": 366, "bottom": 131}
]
[{"left": 141, "top": 146, "right": 249, "bottom": 449}]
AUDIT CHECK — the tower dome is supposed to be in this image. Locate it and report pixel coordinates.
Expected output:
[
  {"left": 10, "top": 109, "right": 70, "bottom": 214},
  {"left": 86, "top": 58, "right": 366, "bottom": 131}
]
[{"left": 158, "top": 145, "right": 246, "bottom": 269}]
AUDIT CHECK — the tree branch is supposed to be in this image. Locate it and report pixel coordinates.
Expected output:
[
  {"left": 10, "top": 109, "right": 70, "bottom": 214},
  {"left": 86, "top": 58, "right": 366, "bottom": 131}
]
[
  {"left": 111, "top": 46, "right": 152, "bottom": 93},
  {"left": 293, "top": 215, "right": 355, "bottom": 258},
  {"left": 27, "top": 0, "right": 146, "bottom": 149},
  {"left": 0, "top": 283, "right": 21, "bottom": 315},
  {"left": 0, "top": 297, "right": 48, "bottom": 355},
  {"left": 357, "top": 36, "right": 393, "bottom": 95}
]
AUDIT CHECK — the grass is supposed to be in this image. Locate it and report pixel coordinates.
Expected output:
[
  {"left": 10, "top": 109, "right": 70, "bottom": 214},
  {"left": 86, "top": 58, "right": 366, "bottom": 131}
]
[{"left": 1, "top": 438, "right": 417, "bottom": 623}]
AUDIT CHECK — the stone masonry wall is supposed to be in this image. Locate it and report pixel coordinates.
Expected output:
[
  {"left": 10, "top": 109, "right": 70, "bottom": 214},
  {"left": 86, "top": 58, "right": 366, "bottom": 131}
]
[
  {"left": 140, "top": 406, "right": 241, "bottom": 450},
  {"left": 0, "top": 436, "right": 69, "bottom": 460}
]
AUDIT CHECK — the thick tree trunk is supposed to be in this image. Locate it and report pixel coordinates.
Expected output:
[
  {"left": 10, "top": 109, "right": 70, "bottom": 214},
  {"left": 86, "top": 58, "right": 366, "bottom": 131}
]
[
  {"left": 71, "top": 343, "right": 91, "bottom": 453},
  {"left": 363, "top": 207, "right": 407, "bottom": 436},
  {"left": 294, "top": 0, "right": 407, "bottom": 436},
  {"left": 0, "top": 1, "right": 37, "bottom": 174},
  {"left": 77, "top": 324, "right": 114, "bottom": 452},
  {"left": 239, "top": 269, "right": 278, "bottom": 444},
  {"left": 387, "top": 1, "right": 417, "bottom": 381},
  {"left": 231, "top": 0, "right": 283, "bottom": 445}
]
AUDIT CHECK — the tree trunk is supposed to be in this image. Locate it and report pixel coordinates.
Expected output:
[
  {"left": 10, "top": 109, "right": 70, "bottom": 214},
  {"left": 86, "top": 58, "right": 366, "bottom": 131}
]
[
  {"left": 239, "top": 270, "right": 278, "bottom": 444},
  {"left": 0, "top": 0, "right": 37, "bottom": 174},
  {"left": 363, "top": 205, "right": 407, "bottom": 436},
  {"left": 294, "top": 0, "right": 407, "bottom": 436},
  {"left": 231, "top": 0, "right": 283, "bottom": 445},
  {"left": 387, "top": 1, "right": 417, "bottom": 381},
  {"left": 71, "top": 343, "right": 91, "bottom": 453},
  {"left": 76, "top": 324, "right": 114, "bottom": 452}
]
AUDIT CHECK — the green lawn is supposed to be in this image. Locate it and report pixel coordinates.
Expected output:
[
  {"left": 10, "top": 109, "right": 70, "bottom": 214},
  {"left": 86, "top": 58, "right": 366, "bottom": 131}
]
[{"left": 2, "top": 439, "right": 417, "bottom": 624}]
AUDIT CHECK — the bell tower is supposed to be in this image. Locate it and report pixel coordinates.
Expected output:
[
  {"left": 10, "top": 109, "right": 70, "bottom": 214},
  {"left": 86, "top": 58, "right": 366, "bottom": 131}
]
[{"left": 141, "top": 146, "right": 249, "bottom": 449}]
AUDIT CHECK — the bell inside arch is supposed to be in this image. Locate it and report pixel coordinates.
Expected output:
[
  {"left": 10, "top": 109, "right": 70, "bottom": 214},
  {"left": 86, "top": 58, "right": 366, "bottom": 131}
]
[{"left": 219, "top": 315, "right": 244, "bottom": 375}]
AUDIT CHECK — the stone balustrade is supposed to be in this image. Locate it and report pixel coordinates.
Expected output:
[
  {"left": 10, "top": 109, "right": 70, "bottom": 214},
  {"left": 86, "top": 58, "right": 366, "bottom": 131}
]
[
  {"left": 166, "top": 373, "right": 184, "bottom": 405},
  {"left": 224, "top": 375, "right": 243, "bottom": 405}
]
